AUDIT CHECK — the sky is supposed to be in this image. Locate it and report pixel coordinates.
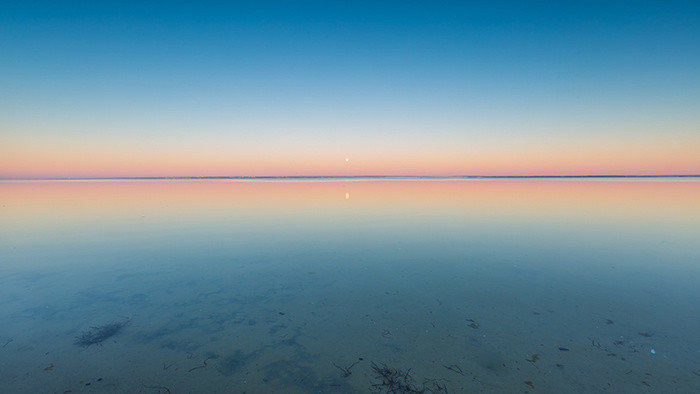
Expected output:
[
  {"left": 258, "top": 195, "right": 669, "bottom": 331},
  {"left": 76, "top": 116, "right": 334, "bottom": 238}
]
[{"left": 1, "top": 1, "right": 699, "bottom": 178}]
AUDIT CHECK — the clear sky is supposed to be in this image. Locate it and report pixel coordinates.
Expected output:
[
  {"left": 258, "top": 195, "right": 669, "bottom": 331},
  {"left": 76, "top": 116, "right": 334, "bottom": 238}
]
[{"left": 1, "top": 1, "right": 699, "bottom": 178}]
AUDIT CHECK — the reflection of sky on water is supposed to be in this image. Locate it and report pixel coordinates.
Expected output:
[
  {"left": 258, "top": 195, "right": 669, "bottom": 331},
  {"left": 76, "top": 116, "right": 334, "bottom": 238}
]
[{"left": 2, "top": 179, "right": 699, "bottom": 273}]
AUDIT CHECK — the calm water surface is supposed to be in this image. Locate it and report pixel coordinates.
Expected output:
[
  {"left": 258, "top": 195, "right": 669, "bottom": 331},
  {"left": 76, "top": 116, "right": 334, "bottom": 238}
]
[{"left": 1, "top": 179, "right": 699, "bottom": 393}]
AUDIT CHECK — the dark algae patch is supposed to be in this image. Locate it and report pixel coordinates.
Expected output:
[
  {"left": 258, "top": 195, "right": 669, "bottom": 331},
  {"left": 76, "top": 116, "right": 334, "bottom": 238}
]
[
  {"left": 74, "top": 318, "right": 130, "bottom": 347},
  {"left": 370, "top": 362, "right": 449, "bottom": 393}
]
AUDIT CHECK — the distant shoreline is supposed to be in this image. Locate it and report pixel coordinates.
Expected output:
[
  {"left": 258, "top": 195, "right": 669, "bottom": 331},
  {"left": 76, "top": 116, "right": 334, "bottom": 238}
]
[{"left": 2, "top": 175, "right": 699, "bottom": 181}]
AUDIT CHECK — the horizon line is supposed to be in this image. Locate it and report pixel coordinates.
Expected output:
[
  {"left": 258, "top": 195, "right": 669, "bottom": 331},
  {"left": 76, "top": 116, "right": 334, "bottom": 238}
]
[{"left": 2, "top": 175, "right": 700, "bottom": 181}]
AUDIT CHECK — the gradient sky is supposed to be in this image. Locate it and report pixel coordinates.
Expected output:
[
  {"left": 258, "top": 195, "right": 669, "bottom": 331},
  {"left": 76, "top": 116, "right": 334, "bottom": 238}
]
[{"left": 1, "top": 1, "right": 699, "bottom": 178}]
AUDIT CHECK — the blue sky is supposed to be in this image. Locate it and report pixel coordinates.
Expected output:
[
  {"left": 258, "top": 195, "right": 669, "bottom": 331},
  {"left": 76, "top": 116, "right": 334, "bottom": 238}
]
[{"left": 2, "top": 1, "right": 699, "bottom": 176}]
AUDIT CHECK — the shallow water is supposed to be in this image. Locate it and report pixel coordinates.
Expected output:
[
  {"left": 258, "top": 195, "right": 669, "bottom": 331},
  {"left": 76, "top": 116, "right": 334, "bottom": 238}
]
[{"left": 1, "top": 179, "right": 699, "bottom": 393}]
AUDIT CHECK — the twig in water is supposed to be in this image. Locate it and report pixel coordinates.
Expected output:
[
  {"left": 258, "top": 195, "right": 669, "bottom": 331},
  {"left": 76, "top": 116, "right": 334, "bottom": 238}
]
[
  {"left": 443, "top": 364, "right": 465, "bottom": 376},
  {"left": 141, "top": 382, "right": 171, "bottom": 394},
  {"left": 188, "top": 358, "right": 209, "bottom": 372},
  {"left": 332, "top": 360, "right": 360, "bottom": 377}
]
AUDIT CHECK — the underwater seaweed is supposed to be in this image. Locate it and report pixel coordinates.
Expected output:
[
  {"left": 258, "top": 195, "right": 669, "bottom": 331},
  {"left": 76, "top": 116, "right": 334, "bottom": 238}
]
[
  {"left": 74, "top": 318, "right": 130, "bottom": 347},
  {"left": 370, "top": 362, "right": 449, "bottom": 394}
]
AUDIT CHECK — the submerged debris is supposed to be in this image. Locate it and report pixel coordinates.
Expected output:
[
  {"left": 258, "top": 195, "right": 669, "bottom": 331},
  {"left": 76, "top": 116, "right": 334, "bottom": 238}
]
[
  {"left": 74, "top": 319, "right": 130, "bottom": 347},
  {"left": 371, "top": 362, "right": 420, "bottom": 393},
  {"left": 142, "top": 382, "right": 171, "bottom": 394},
  {"left": 370, "top": 362, "right": 449, "bottom": 393},
  {"left": 525, "top": 354, "right": 541, "bottom": 363}
]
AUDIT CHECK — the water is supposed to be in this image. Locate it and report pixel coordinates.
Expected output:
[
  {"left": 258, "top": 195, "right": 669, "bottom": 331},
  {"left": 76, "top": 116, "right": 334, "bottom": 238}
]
[{"left": 1, "top": 179, "right": 699, "bottom": 392}]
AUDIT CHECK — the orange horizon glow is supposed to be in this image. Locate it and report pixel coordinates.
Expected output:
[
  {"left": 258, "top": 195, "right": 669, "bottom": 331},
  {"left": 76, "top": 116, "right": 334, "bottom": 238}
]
[{"left": 2, "top": 138, "right": 699, "bottom": 178}]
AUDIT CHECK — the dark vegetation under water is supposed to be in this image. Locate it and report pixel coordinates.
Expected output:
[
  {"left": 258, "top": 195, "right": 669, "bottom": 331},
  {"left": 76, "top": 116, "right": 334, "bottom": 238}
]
[
  {"left": 371, "top": 362, "right": 449, "bottom": 393},
  {"left": 74, "top": 318, "right": 130, "bottom": 347}
]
